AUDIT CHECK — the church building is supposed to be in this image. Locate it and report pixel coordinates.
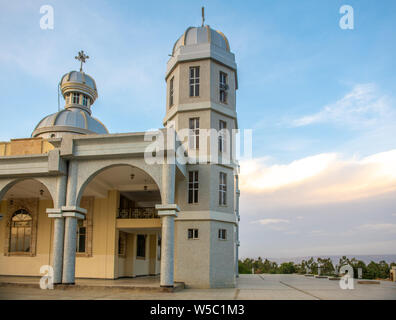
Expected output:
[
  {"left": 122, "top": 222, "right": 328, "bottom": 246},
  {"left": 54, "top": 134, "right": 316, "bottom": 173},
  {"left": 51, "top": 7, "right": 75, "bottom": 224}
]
[{"left": 0, "top": 21, "right": 240, "bottom": 288}]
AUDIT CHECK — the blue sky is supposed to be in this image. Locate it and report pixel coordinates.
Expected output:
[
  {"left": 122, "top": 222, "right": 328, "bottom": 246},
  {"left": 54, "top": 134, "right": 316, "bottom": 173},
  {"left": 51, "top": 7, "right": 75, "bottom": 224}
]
[{"left": 1, "top": 0, "right": 396, "bottom": 258}]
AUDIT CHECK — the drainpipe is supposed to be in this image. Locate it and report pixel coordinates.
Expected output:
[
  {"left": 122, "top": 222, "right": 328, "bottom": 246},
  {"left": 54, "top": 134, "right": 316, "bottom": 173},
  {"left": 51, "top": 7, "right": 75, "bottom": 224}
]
[{"left": 234, "top": 165, "right": 240, "bottom": 278}]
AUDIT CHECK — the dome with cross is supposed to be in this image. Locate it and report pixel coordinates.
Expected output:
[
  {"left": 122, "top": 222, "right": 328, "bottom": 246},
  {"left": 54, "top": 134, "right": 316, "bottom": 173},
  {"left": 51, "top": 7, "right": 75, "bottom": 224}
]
[{"left": 32, "top": 51, "right": 108, "bottom": 139}]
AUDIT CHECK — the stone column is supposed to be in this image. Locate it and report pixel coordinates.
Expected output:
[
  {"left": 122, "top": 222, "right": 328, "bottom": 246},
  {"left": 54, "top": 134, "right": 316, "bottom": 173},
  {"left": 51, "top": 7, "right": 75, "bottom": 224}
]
[
  {"left": 61, "top": 206, "right": 86, "bottom": 284},
  {"left": 156, "top": 162, "right": 178, "bottom": 287},
  {"left": 156, "top": 204, "right": 179, "bottom": 287},
  {"left": 61, "top": 161, "right": 86, "bottom": 284},
  {"left": 46, "top": 174, "right": 67, "bottom": 284}
]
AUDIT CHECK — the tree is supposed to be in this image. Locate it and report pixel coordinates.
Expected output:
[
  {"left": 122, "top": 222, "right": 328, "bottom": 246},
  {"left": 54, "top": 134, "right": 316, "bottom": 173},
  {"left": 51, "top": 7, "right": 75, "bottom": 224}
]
[{"left": 278, "top": 262, "right": 296, "bottom": 274}]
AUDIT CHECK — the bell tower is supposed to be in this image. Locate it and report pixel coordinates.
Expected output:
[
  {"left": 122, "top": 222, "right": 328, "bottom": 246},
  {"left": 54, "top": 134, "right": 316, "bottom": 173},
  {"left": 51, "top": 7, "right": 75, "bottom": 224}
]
[{"left": 166, "top": 14, "right": 241, "bottom": 287}]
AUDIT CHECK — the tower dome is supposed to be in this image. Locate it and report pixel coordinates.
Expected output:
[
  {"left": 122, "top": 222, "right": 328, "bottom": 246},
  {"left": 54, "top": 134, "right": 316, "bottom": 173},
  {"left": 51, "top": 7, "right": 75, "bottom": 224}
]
[
  {"left": 166, "top": 21, "right": 236, "bottom": 80},
  {"left": 172, "top": 26, "right": 230, "bottom": 56},
  {"left": 32, "top": 51, "right": 108, "bottom": 139}
]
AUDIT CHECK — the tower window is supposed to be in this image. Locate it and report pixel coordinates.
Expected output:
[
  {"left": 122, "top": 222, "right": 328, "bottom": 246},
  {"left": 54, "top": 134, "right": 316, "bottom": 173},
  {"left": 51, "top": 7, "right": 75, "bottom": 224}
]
[
  {"left": 189, "top": 66, "right": 200, "bottom": 97},
  {"left": 219, "top": 172, "right": 227, "bottom": 206},
  {"left": 187, "top": 228, "right": 199, "bottom": 239},
  {"left": 72, "top": 92, "right": 80, "bottom": 104},
  {"left": 82, "top": 95, "right": 88, "bottom": 106},
  {"left": 220, "top": 71, "right": 228, "bottom": 103},
  {"left": 188, "top": 171, "right": 199, "bottom": 204},
  {"left": 169, "top": 76, "right": 174, "bottom": 107},
  {"left": 9, "top": 209, "right": 32, "bottom": 253},
  {"left": 218, "top": 229, "right": 227, "bottom": 240},
  {"left": 219, "top": 120, "right": 227, "bottom": 152},
  {"left": 189, "top": 118, "right": 199, "bottom": 149}
]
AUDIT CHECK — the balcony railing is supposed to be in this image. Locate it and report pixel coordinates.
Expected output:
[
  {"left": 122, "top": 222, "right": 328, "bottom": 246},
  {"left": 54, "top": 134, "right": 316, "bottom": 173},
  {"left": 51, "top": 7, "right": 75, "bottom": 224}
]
[{"left": 117, "top": 207, "right": 159, "bottom": 219}]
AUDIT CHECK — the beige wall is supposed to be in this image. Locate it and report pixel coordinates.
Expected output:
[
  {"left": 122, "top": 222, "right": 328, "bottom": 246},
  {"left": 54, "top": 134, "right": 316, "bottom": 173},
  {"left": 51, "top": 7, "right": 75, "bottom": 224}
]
[
  {"left": 0, "top": 199, "right": 53, "bottom": 276},
  {"left": 0, "top": 138, "right": 53, "bottom": 156},
  {"left": 75, "top": 190, "right": 118, "bottom": 279},
  {"left": 0, "top": 190, "right": 162, "bottom": 280}
]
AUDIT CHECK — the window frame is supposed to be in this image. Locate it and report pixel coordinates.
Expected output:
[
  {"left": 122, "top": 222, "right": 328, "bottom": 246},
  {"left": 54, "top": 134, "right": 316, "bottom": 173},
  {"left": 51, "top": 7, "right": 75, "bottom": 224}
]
[
  {"left": 118, "top": 232, "right": 127, "bottom": 257},
  {"left": 136, "top": 234, "right": 146, "bottom": 259},
  {"left": 218, "top": 229, "right": 227, "bottom": 240},
  {"left": 76, "top": 219, "right": 87, "bottom": 253},
  {"left": 219, "top": 71, "right": 228, "bottom": 104},
  {"left": 189, "top": 66, "right": 200, "bottom": 97},
  {"left": 187, "top": 228, "right": 199, "bottom": 240},
  {"left": 189, "top": 117, "right": 200, "bottom": 149},
  {"left": 219, "top": 120, "right": 227, "bottom": 153},
  {"left": 169, "top": 76, "right": 174, "bottom": 107},
  {"left": 72, "top": 92, "right": 80, "bottom": 104},
  {"left": 188, "top": 170, "right": 199, "bottom": 204},
  {"left": 9, "top": 209, "right": 32, "bottom": 253},
  {"left": 219, "top": 172, "right": 227, "bottom": 206},
  {"left": 82, "top": 94, "right": 88, "bottom": 107}
]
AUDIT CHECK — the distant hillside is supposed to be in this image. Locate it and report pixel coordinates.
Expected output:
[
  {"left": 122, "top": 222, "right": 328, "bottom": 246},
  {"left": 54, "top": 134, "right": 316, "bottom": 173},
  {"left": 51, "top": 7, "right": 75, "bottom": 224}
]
[{"left": 265, "top": 254, "right": 396, "bottom": 265}]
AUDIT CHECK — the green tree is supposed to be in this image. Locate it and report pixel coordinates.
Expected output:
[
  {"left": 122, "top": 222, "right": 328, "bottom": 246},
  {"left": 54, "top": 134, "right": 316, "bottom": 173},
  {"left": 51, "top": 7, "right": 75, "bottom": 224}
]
[{"left": 278, "top": 262, "right": 296, "bottom": 274}]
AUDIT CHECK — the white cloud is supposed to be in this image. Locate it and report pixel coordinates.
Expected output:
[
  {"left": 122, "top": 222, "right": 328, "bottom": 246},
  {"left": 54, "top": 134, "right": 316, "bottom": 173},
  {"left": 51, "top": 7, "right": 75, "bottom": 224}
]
[
  {"left": 356, "top": 223, "right": 396, "bottom": 234},
  {"left": 254, "top": 218, "right": 290, "bottom": 225},
  {"left": 240, "top": 149, "right": 396, "bottom": 205},
  {"left": 292, "top": 83, "right": 393, "bottom": 128},
  {"left": 241, "top": 153, "right": 337, "bottom": 192}
]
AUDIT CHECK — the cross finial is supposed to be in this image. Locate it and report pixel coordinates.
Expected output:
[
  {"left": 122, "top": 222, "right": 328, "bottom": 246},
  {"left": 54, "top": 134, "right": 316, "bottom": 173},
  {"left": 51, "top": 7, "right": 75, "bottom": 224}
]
[
  {"left": 75, "top": 50, "right": 89, "bottom": 72},
  {"left": 201, "top": 6, "right": 205, "bottom": 27}
]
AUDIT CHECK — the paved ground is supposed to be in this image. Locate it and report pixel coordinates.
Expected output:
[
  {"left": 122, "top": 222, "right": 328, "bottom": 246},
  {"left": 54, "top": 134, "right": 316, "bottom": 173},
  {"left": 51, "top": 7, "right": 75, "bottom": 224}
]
[{"left": 0, "top": 274, "right": 395, "bottom": 300}]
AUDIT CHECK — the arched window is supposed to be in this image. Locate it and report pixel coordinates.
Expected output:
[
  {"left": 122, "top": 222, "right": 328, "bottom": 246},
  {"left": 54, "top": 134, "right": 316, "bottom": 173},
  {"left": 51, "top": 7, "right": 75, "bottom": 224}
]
[{"left": 9, "top": 209, "right": 32, "bottom": 253}]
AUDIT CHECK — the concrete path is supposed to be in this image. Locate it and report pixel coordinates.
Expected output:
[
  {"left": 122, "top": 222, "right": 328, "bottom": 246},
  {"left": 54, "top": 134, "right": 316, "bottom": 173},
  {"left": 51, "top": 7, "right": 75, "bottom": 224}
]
[{"left": 0, "top": 274, "right": 395, "bottom": 300}]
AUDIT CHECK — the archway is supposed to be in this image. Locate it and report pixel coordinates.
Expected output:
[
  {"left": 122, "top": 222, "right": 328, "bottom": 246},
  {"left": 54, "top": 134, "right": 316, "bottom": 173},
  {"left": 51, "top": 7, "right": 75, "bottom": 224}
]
[{"left": 75, "top": 164, "right": 162, "bottom": 279}]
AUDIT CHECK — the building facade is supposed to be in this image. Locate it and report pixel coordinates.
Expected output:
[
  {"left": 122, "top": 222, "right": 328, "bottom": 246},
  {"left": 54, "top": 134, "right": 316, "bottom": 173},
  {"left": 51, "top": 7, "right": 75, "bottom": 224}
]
[{"left": 0, "top": 24, "right": 240, "bottom": 288}]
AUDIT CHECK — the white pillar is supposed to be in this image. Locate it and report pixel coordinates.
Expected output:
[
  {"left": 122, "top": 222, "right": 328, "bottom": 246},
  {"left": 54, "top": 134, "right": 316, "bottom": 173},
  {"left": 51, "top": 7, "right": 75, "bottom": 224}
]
[
  {"left": 61, "top": 207, "right": 86, "bottom": 284},
  {"left": 156, "top": 162, "right": 178, "bottom": 287},
  {"left": 156, "top": 204, "right": 179, "bottom": 287},
  {"left": 46, "top": 174, "right": 67, "bottom": 284},
  {"left": 61, "top": 161, "right": 86, "bottom": 284}
]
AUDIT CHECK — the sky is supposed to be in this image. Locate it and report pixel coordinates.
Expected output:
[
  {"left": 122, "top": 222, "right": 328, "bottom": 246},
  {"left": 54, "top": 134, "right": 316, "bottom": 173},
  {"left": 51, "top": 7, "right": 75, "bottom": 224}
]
[{"left": 0, "top": 0, "right": 396, "bottom": 259}]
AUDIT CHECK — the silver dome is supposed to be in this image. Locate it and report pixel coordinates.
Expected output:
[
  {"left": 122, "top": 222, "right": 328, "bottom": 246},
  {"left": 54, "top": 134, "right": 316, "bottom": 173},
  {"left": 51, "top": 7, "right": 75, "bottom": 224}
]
[
  {"left": 32, "top": 108, "right": 108, "bottom": 138},
  {"left": 61, "top": 71, "right": 97, "bottom": 92},
  {"left": 172, "top": 26, "right": 230, "bottom": 56}
]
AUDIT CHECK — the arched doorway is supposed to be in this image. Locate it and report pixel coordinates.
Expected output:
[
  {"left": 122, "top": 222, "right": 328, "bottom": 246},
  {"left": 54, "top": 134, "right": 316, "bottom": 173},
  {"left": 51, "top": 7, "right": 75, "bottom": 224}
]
[
  {"left": 75, "top": 164, "right": 162, "bottom": 279},
  {"left": 0, "top": 179, "right": 54, "bottom": 276}
]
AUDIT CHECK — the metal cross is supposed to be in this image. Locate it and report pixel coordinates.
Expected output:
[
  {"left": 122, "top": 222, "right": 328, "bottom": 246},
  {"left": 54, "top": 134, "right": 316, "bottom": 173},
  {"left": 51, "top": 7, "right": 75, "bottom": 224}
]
[{"left": 75, "top": 50, "right": 89, "bottom": 72}]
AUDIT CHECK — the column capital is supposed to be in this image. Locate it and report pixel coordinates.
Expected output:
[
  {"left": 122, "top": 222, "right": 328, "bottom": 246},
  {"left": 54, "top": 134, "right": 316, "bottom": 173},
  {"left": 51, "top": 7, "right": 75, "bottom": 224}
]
[
  {"left": 155, "top": 204, "right": 179, "bottom": 217},
  {"left": 46, "top": 208, "right": 63, "bottom": 219},
  {"left": 61, "top": 206, "right": 86, "bottom": 219}
]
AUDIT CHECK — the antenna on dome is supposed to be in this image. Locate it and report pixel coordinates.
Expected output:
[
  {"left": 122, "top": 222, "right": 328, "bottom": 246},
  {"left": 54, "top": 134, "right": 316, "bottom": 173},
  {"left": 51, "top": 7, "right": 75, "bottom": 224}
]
[
  {"left": 201, "top": 6, "right": 205, "bottom": 27},
  {"left": 57, "top": 82, "right": 60, "bottom": 111}
]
